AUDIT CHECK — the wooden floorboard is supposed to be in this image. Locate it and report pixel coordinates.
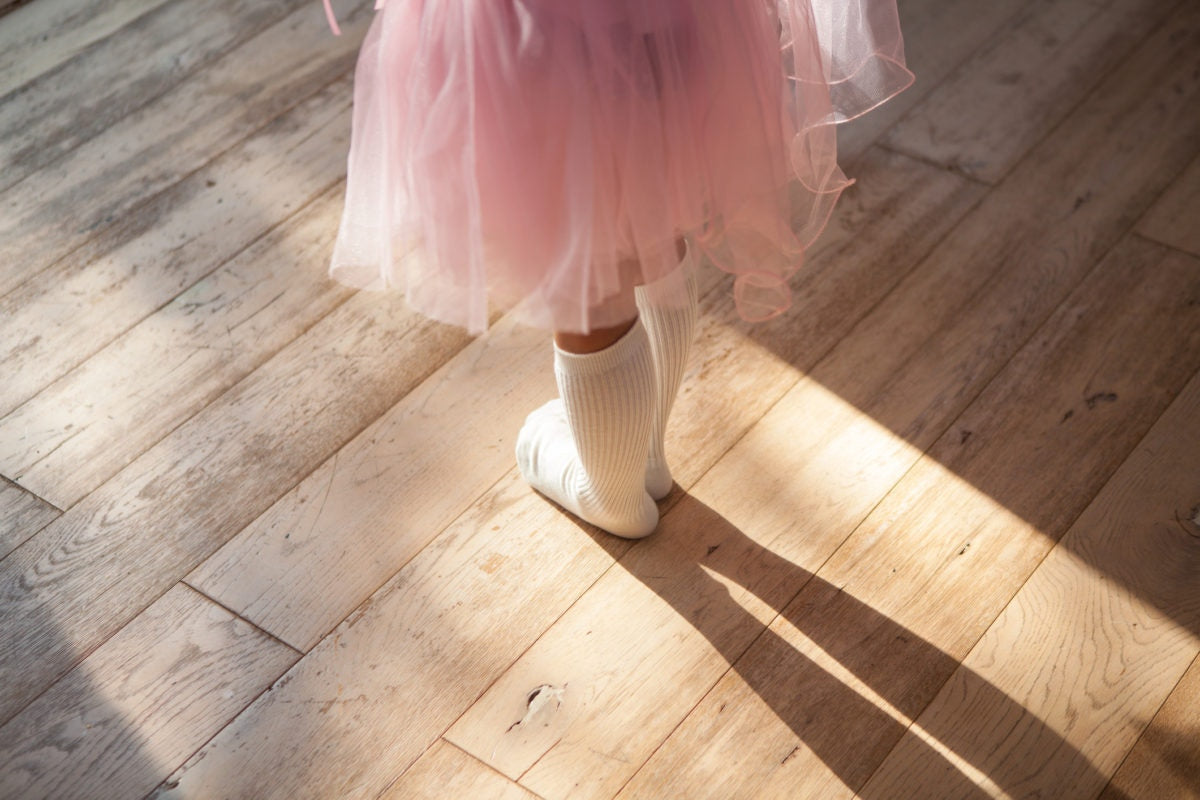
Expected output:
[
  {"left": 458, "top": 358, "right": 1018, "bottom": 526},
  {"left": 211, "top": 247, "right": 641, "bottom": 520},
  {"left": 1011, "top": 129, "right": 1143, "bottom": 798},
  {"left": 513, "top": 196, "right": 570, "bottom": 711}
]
[
  {"left": 0, "top": 288, "right": 470, "bottom": 725},
  {"left": 1100, "top": 653, "right": 1200, "bottom": 800},
  {"left": 0, "top": 584, "right": 298, "bottom": 800},
  {"left": 860, "top": 353, "right": 1200, "bottom": 799},
  {"left": 0, "top": 479, "right": 58, "bottom": 562},
  {"left": 377, "top": 741, "right": 540, "bottom": 800},
  {"left": 0, "top": 0, "right": 370, "bottom": 298},
  {"left": 1, "top": 0, "right": 1198, "bottom": 798},
  {"left": 0, "top": 87, "right": 353, "bottom": 504},
  {"left": 881, "top": 0, "right": 1173, "bottom": 183},
  {"left": 0, "top": 0, "right": 168, "bottom": 98},
  {"left": 1137, "top": 153, "right": 1200, "bottom": 257},
  {"left": 835, "top": 0, "right": 1032, "bottom": 163},
  {"left": 0, "top": 0, "right": 307, "bottom": 196}
]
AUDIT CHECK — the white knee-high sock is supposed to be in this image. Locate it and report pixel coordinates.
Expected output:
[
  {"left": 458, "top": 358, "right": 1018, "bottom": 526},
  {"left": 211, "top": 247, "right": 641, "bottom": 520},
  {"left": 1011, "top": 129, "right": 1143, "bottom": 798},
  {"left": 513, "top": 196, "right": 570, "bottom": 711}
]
[
  {"left": 635, "top": 261, "right": 699, "bottom": 500},
  {"left": 516, "top": 320, "right": 659, "bottom": 538}
]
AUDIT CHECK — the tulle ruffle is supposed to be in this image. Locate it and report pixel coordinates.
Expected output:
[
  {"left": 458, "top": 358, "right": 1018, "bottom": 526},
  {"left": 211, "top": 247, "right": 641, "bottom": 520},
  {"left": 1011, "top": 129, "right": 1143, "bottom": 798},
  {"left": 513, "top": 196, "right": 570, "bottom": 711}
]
[{"left": 330, "top": 0, "right": 912, "bottom": 333}]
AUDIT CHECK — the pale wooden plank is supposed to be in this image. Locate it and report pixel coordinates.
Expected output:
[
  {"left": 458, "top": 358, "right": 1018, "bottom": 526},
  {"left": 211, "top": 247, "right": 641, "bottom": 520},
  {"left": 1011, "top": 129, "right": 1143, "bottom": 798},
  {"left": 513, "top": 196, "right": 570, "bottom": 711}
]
[
  {"left": 0, "top": 290, "right": 471, "bottom": 725},
  {"left": 0, "top": 74, "right": 352, "bottom": 432},
  {"left": 188, "top": 315, "right": 554, "bottom": 651},
  {"left": 141, "top": 149, "right": 978, "bottom": 800},
  {"left": 150, "top": 472, "right": 625, "bottom": 799},
  {"left": 0, "top": 583, "right": 298, "bottom": 800},
  {"left": 0, "top": 176, "right": 353, "bottom": 509},
  {"left": 378, "top": 741, "right": 538, "bottom": 800},
  {"left": 445, "top": 5, "right": 1200, "bottom": 793},
  {"left": 882, "top": 0, "right": 1169, "bottom": 183},
  {"left": 836, "top": 0, "right": 1032, "bottom": 163},
  {"left": 186, "top": 147, "right": 979, "bottom": 653},
  {"left": 0, "top": 478, "right": 58, "bottom": 561},
  {"left": 615, "top": 235, "right": 1200, "bottom": 800},
  {"left": 0, "top": 0, "right": 307, "bottom": 194},
  {"left": 1100, "top": 654, "right": 1200, "bottom": 800},
  {"left": 0, "top": 0, "right": 372, "bottom": 298},
  {"left": 859, "top": 360, "right": 1200, "bottom": 799},
  {"left": 0, "top": 0, "right": 168, "bottom": 98},
  {"left": 1138, "top": 153, "right": 1200, "bottom": 256}
]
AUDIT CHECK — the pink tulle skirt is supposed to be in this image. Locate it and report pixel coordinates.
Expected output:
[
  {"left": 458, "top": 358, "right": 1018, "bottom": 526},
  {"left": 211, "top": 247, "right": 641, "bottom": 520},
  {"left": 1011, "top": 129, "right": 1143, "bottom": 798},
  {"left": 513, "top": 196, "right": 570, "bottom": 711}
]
[{"left": 330, "top": 0, "right": 912, "bottom": 333}]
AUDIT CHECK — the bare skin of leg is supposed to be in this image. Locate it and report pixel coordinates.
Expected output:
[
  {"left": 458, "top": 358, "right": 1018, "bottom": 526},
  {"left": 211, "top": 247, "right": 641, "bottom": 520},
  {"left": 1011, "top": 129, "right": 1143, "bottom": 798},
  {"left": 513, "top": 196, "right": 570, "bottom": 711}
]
[{"left": 552, "top": 238, "right": 686, "bottom": 354}]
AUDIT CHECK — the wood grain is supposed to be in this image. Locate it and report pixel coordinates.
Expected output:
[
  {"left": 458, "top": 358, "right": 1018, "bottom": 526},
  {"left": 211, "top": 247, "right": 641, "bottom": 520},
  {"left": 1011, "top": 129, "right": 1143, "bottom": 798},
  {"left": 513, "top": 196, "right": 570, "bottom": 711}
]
[
  {"left": 0, "top": 479, "right": 57, "bottom": 561},
  {"left": 619, "top": 232, "right": 1200, "bottom": 800},
  {"left": 187, "top": 147, "right": 979, "bottom": 652},
  {"left": 860, "top": 348, "right": 1200, "bottom": 799},
  {"left": 378, "top": 740, "right": 539, "bottom": 800},
  {"left": 0, "top": 161, "right": 353, "bottom": 509},
  {"left": 1100, "top": 654, "right": 1200, "bottom": 800},
  {"left": 150, "top": 472, "right": 626, "bottom": 799},
  {"left": 0, "top": 0, "right": 168, "bottom": 98},
  {"left": 0, "top": 70, "right": 350, "bottom": 421},
  {"left": 0, "top": 0, "right": 371, "bottom": 298},
  {"left": 140, "top": 148, "right": 976, "bottom": 800},
  {"left": 882, "top": 0, "right": 1169, "bottom": 183},
  {"left": 0, "top": 0, "right": 306, "bottom": 195},
  {"left": 836, "top": 0, "right": 1031, "bottom": 163},
  {"left": 0, "top": 583, "right": 297, "bottom": 800},
  {"left": 1138, "top": 153, "right": 1200, "bottom": 257},
  {"left": 0, "top": 290, "right": 470, "bottom": 725},
  {"left": 447, "top": 5, "right": 1200, "bottom": 794}
]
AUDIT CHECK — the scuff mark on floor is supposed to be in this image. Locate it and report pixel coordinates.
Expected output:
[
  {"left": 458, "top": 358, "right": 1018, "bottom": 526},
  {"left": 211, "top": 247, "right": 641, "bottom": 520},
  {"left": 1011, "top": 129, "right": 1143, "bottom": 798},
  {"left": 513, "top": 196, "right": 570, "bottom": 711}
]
[{"left": 506, "top": 684, "right": 565, "bottom": 734}]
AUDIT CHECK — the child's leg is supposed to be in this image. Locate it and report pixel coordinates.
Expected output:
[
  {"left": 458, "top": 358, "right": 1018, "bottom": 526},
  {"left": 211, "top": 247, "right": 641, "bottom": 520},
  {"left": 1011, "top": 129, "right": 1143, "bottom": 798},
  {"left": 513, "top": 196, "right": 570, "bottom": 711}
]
[
  {"left": 517, "top": 291, "right": 660, "bottom": 538},
  {"left": 635, "top": 241, "right": 698, "bottom": 499}
]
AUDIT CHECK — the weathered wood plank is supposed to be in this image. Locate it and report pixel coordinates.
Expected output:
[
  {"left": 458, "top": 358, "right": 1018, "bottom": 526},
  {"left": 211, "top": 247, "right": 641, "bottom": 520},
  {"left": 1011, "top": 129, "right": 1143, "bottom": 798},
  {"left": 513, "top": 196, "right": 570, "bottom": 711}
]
[
  {"left": 0, "top": 174, "right": 353, "bottom": 509},
  {"left": 378, "top": 740, "right": 538, "bottom": 800},
  {"left": 0, "top": 289, "right": 471, "bottom": 725},
  {"left": 186, "top": 147, "right": 978, "bottom": 653},
  {"left": 836, "top": 0, "right": 1032, "bottom": 163},
  {"left": 150, "top": 471, "right": 626, "bottom": 799},
  {"left": 615, "top": 236, "right": 1200, "bottom": 800},
  {"left": 1138, "top": 153, "right": 1200, "bottom": 257},
  {"left": 0, "top": 0, "right": 371, "bottom": 298},
  {"left": 0, "top": 75, "right": 352, "bottom": 439},
  {"left": 0, "top": 583, "right": 298, "bottom": 800},
  {"left": 0, "top": 0, "right": 168, "bottom": 98},
  {"left": 139, "top": 149, "right": 978, "bottom": 800},
  {"left": 187, "top": 316, "right": 554, "bottom": 651},
  {"left": 0, "top": 479, "right": 58, "bottom": 561},
  {"left": 882, "top": 0, "right": 1169, "bottom": 183},
  {"left": 1100, "top": 654, "right": 1200, "bottom": 800},
  {"left": 445, "top": 4, "right": 1200, "bottom": 793},
  {"left": 0, "top": 0, "right": 308, "bottom": 195},
  {"left": 860, "top": 359, "right": 1200, "bottom": 799}
]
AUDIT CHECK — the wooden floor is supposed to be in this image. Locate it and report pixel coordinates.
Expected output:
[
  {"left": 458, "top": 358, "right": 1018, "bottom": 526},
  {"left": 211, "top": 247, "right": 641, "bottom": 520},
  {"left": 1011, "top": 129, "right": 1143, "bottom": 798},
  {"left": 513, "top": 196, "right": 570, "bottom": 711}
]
[{"left": 1, "top": 0, "right": 1198, "bottom": 797}]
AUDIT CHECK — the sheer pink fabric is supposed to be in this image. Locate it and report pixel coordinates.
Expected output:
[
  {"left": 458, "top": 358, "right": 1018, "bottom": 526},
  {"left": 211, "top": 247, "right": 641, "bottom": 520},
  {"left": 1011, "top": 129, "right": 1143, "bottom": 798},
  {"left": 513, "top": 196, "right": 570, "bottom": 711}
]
[{"left": 330, "top": 0, "right": 912, "bottom": 333}]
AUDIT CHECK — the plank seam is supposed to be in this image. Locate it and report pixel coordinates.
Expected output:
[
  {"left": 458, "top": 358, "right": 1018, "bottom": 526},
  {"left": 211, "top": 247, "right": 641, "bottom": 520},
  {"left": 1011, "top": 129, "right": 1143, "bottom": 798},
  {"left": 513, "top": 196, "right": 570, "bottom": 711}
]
[
  {"left": 843, "top": 0, "right": 1043, "bottom": 164},
  {"left": 0, "top": 176, "right": 355, "bottom": 513},
  {"left": 179, "top": 578, "right": 304, "bottom": 658},
  {"left": 852, "top": 228, "right": 1199, "bottom": 795},
  {"left": 0, "top": 0, "right": 175, "bottom": 105},
  {"left": 137, "top": 584, "right": 304, "bottom": 800},
  {"left": 0, "top": 286, "right": 475, "bottom": 729},
  {"left": 1130, "top": 230, "right": 1200, "bottom": 260},
  {"left": 953, "top": 0, "right": 1188, "bottom": 190},
  {"left": 0, "top": 473, "right": 63, "bottom": 514},
  {"left": 0, "top": 47, "right": 357, "bottom": 304},
  {"left": 873, "top": 141, "right": 994, "bottom": 187},
  {"left": 1092, "top": 649, "right": 1200, "bottom": 800}
]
